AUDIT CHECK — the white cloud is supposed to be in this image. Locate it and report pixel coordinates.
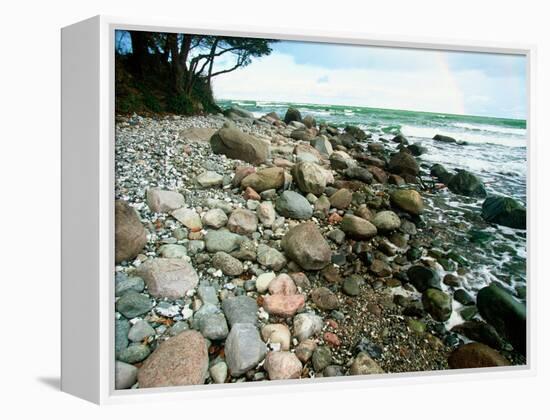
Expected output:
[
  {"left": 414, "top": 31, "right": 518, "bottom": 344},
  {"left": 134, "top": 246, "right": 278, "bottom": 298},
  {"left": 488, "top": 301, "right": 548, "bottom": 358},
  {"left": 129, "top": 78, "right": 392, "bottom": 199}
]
[{"left": 212, "top": 52, "right": 526, "bottom": 118}]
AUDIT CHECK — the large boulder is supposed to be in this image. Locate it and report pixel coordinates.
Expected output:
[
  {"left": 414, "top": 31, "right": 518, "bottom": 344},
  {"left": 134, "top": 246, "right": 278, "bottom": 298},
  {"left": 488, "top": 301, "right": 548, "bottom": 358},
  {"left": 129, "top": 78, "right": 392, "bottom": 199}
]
[
  {"left": 275, "top": 191, "right": 313, "bottom": 220},
  {"left": 281, "top": 222, "right": 331, "bottom": 270},
  {"left": 407, "top": 265, "right": 441, "bottom": 292},
  {"left": 210, "top": 125, "right": 270, "bottom": 165},
  {"left": 448, "top": 342, "right": 510, "bottom": 369},
  {"left": 390, "top": 189, "right": 424, "bottom": 215},
  {"left": 225, "top": 323, "right": 267, "bottom": 376},
  {"left": 430, "top": 164, "right": 453, "bottom": 184},
  {"left": 340, "top": 214, "right": 377, "bottom": 239},
  {"left": 345, "top": 125, "right": 368, "bottom": 140},
  {"left": 477, "top": 283, "right": 526, "bottom": 355},
  {"left": 447, "top": 170, "right": 487, "bottom": 198},
  {"left": 146, "top": 188, "right": 185, "bottom": 213},
  {"left": 388, "top": 151, "right": 419, "bottom": 176},
  {"left": 115, "top": 200, "right": 147, "bottom": 264},
  {"left": 241, "top": 167, "right": 285, "bottom": 192},
  {"left": 137, "top": 258, "right": 199, "bottom": 299},
  {"left": 284, "top": 108, "right": 302, "bottom": 124},
  {"left": 481, "top": 196, "right": 526, "bottom": 229},
  {"left": 137, "top": 330, "right": 208, "bottom": 388},
  {"left": 292, "top": 161, "right": 327, "bottom": 195}
]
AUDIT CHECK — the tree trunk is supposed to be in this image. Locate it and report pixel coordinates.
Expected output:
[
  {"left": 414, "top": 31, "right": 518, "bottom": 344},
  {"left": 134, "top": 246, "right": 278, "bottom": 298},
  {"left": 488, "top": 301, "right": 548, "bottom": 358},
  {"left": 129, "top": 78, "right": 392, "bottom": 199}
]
[
  {"left": 206, "top": 38, "right": 219, "bottom": 88},
  {"left": 129, "top": 31, "right": 149, "bottom": 76}
]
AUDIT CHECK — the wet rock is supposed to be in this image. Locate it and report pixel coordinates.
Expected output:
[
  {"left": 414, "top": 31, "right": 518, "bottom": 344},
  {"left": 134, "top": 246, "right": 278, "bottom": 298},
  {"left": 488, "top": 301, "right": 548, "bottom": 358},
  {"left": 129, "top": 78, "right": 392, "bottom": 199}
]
[
  {"left": 451, "top": 320, "right": 506, "bottom": 350},
  {"left": 388, "top": 151, "right": 419, "bottom": 176},
  {"left": 138, "top": 330, "right": 209, "bottom": 387},
  {"left": 448, "top": 342, "right": 510, "bottom": 369},
  {"left": 311, "top": 287, "right": 340, "bottom": 310},
  {"left": 115, "top": 200, "right": 147, "bottom": 263},
  {"left": 481, "top": 196, "right": 526, "bottom": 229},
  {"left": 340, "top": 214, "right": 377, "bottom": 239},
  {"left": 225, "top": 324, "right": 267, "bottom": 377},
  {"left": 390, "top": 189, "right": 424, "bottom": 215},
  {"left": 146, "top": 188, "right": 185, "bottom": 213},
  {"left": 115, "top": 361, "right": 138, "bottom": 389},
  {"left": 241, "top": 167, "right": 285, "bottom": 192},
  {"left": 407, "top": 265, "right": 441, "bottom": 292},
  {"left": 329, "top": 188, "right": 353, "bottom": 209},
  {"left": 202, "top": 208, "right": 228, "bottom": 229},
  {"left": 430, "top": 164, "right": 453, "bottom": 184},
  {"left": 448, "top": 170, "right": 487, "bottom": 197},
  {"left": 210, "top": 125, "right": 270, "bottom": 165},
  {"left": 371, "top": 210, "right": 401, "bottom": 231},
  {"left": 477, "top": 283, "right": 526, "bottom": 355},
  {"left": 454, "top": 289, "right": 475, "bottom": 305},
  {"left": 292, "top": 161, "right": 327, "bottom": 195},
  {"left": 212, "top": 251, "right": 244, "bottom": 276},
  {"left": 263, "top": 294, "right": 305, "bottom": 317},
  {"left": 261, "top": 324, "right": 291, "bottom": 350},
  {"left": 204, "top": 229, "right": 244, "bottom": 253},
  {"left": 345, "top": 125, "right": 368, "bottom": 140},
  {"left": 281, "top": 222, "right": 331, "bottom": 270},
  {"left": 222, "top": 295, "right": 258, "bottom": 326},
  {"left": 293, "top": 312, "right": 324, "bottom": 341},
  {"left": 116, "top": 291, "right": 154, "bottom": 318},
  {"left": 276, "top": 191, "right": 313, "bottom": 220},
  {"left": 284, "top": 108, "right": 302, "bottom": 124},
  {"left": 138, "top": 258, "right": 199, "bottom": 299},
  {"left": 422, "top": 288, "right": 452, "bottom": 322},
  {"left": 264, "top": 351, "right": 302, "bottom": 380},
  {"left": 350, "top": 352, "right": 385, "bottom": 375},
  {"left": 407, "top": 143, "right": 427, "bottom": 156},
  {"left": 433, "top": 134, "right": 457, "bottom": 143},
  {"left": 257, "top": 244, "right": 287, "bottom": 271}
]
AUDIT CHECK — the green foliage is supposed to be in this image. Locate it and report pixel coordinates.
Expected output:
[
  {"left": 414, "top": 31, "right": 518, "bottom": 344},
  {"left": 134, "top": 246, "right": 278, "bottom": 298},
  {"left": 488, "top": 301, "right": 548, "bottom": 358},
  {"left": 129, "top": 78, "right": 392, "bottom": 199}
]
[{"left": 166, "top": 94, "right": 194, "bottom": 115}]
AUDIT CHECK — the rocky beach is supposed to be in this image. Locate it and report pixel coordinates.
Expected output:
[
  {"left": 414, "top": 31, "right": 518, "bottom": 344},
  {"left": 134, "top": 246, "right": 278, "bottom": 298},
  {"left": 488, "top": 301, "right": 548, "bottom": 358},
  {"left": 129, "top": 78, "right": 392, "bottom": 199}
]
[{"left": 114, "top": 106, "right": 527, "bottom": 390}]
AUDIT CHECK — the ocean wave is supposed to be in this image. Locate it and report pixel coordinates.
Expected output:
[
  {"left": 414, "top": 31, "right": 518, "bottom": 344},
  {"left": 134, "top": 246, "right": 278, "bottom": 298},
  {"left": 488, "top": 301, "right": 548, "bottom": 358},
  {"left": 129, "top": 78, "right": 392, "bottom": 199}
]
[
  {"left": 452, "top": 122, "right": 527, "bottom": 136},
  {"left": 400, "top": 124, "right": 526, "bottom": 148}
]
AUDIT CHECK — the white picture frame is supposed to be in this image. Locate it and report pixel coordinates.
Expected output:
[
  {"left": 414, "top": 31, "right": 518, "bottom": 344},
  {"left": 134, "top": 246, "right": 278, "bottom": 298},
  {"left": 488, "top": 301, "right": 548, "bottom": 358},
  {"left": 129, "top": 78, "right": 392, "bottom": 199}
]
[{"left": 61, "top": 15, "right": 535, "bottom": 405}]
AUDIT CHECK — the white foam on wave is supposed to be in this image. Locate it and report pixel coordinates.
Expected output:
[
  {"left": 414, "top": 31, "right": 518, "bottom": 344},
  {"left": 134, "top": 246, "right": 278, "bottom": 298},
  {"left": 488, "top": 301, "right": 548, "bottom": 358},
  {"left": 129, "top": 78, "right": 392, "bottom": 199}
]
[
  {"left": 401, "top": 123, "right": 527, "bottom": 148},
  {"left": 452, "top": 121, "right": 526, "bottom": 136}
]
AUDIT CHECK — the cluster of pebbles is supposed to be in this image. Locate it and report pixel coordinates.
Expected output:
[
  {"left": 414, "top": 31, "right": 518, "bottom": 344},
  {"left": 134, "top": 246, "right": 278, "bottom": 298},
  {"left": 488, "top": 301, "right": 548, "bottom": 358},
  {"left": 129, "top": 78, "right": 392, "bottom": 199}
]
[{"left": 114, "top": 108, "right": 526, "bottom": 390}]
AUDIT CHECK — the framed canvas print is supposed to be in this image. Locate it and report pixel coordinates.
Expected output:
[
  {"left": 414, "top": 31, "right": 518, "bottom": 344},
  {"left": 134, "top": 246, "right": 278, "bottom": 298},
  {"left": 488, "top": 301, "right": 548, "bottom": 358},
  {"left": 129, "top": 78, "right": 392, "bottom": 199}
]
[{"left": 61, "top": 15, "right": 533, "bottom": 404}]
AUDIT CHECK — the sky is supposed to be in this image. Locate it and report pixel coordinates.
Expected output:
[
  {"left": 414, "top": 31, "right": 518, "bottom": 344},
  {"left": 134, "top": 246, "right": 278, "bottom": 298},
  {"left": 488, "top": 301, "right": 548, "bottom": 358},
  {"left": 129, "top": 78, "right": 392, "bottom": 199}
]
[{"left": 212, "top": 40, "right": 527, "bottom": 119}]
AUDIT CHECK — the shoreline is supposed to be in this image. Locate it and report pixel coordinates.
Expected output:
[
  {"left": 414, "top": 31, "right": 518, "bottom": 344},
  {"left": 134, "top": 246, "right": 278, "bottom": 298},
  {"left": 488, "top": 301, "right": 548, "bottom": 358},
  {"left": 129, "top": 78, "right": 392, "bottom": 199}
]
[{"left": 114, "top": 108, "right": 526, "bottom": 389}]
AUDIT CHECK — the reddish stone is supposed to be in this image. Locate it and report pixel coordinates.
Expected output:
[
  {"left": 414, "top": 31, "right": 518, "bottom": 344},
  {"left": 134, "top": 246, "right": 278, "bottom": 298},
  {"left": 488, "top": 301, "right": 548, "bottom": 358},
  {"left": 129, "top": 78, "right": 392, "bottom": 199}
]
[
  {"left": 263, "top": 294, "right": 305, "bottom": 317},
  {"left": 367, "top": 165, "right": 389, "bottom": 184},
  {"left": 323, "top": 332, "right": 341, "bottom": 347},
  {"left": 268, "top": 274, "right": 297, "bottom": 296},
  {"left": 232, "top": 166, "right": 256, "bottom": 187},
  {"left": 328, "top": 213, "right": 343, "bottom": 225},
  {"left": 326, "top": 319, "right": 339, "bottom": 329},
  {"left": 243, "top": 186, "right": 261, "bottom": 201}
]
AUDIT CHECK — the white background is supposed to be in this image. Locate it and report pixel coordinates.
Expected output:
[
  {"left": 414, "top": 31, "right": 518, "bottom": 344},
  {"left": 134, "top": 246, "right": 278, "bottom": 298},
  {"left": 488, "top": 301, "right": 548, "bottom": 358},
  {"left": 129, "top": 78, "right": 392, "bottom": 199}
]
[{"left": 0, "top": 0, "right": 548, "bottom": 417}]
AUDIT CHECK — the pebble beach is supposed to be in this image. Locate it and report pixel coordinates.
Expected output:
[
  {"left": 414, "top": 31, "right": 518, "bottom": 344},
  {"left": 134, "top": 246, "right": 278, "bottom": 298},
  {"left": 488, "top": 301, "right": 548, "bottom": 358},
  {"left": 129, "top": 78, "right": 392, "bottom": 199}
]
[{"left": 113, "top": 107, "right": 527, "bottom": 390}]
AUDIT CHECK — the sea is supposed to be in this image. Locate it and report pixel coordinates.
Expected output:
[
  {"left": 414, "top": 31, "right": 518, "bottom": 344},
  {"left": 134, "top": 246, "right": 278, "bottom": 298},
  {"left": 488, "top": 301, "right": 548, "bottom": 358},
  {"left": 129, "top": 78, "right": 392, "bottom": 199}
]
[{"left": 217, "top": 99, "right": 528, "bottom": 320}]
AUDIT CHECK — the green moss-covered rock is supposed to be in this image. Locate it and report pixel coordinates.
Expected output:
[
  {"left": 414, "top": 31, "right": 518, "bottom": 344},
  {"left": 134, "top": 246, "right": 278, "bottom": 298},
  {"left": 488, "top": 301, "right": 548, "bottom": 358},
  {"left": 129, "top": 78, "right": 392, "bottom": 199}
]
[
  {"left": 422, "top": 288, "right": 452, "bottom": 322},
  {"left": 481, "top": 196, "right": 526, "bottom": 230},
  {"left": 447, "top": 170, "right": 487, "bottom": 198},
  {"left": 477, "top": 283, "right": 526, "bottom": 355}
]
